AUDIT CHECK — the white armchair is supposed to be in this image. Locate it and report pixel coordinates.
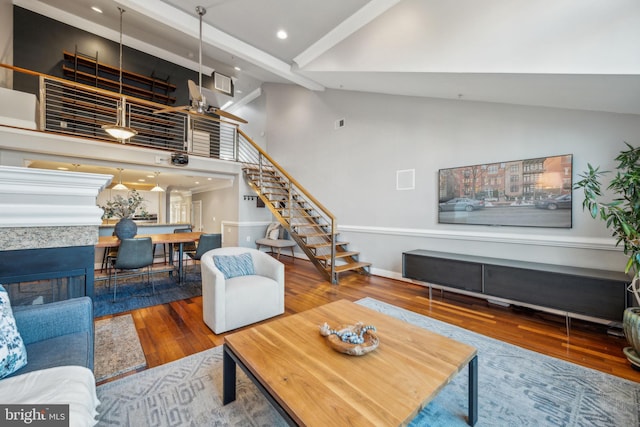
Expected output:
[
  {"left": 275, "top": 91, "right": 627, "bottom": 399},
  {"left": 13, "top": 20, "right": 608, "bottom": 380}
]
[{"left": 200, "top": 247, "right": 285, "bottom": 334}]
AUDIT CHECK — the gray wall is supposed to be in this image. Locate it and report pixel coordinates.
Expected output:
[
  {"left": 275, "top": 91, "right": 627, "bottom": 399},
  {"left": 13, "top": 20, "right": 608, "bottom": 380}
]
[{"left": 259, "top": 83, "right": 640, "bottom": 276}]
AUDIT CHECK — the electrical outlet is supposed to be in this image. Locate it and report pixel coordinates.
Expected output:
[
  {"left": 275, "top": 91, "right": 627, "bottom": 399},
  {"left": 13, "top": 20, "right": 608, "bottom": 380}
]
[{"left": 245, "top": 236, "right": 251, "bottom": 242}]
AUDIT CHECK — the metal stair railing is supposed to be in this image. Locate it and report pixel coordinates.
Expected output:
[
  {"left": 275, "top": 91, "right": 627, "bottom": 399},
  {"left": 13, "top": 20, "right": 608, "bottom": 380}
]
[{"left": 237, "top": 129, "right": 339, "bottom": 283}]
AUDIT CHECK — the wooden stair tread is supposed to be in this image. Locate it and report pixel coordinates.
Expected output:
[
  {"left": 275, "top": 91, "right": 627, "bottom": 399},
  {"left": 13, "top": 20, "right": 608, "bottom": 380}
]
[
  {"left": 297, "top": 232, "right": 334, "bottom": 238},
  {"left": 294, "top": 223, "right": 329, "bottom": 230},
  {"left": 331, "top": 262, "right": 372, "bottom": 273},
  {"left": 306, "top": 241, "right": 349, "bottom": 249},
  {"left": 246, "top": 174, "right": 282, "bottom": 181},
  {"left": 315, "top": 251, "right": 359, "bottom": 261}
]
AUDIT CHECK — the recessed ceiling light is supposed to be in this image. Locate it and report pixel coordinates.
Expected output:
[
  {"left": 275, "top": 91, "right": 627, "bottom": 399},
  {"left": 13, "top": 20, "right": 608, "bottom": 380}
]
[
  {"left": 91, "top": 6, "right": 103, "bottom": 13},
  {"left": 276, "top": 30, "right": 288, "bottom": 40}
]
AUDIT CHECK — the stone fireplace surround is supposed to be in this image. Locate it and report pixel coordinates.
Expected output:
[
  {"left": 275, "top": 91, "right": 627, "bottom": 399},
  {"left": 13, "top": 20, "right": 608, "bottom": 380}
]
[{"left": 0, "top": 166, "right": 111, "bottom": 303}]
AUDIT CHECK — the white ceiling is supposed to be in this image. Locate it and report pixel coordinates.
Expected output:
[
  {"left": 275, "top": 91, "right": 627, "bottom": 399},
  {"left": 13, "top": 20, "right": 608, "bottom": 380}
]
[{"left": 15, "top": 0, "right": 640, "bottom": 116}]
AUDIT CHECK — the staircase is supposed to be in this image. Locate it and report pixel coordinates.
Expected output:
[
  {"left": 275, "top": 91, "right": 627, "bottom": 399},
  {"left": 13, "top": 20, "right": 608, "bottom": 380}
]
[{"left": 237, "top": 129, "right": 371, "bottom": 284}]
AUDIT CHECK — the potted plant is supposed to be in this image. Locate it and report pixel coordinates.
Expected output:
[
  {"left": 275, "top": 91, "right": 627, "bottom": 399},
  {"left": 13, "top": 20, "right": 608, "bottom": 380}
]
[
  {"left": 100, "top": 189, "right": 147, "bottom": 239},
  {"left": 573, "top": 142, "right": 640, "bottom": 369}
]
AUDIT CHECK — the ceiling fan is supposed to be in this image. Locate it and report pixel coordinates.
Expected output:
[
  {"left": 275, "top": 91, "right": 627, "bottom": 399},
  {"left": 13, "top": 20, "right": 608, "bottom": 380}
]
[{"left": 154, "top": 6, "right": 247, "bottom": 124}]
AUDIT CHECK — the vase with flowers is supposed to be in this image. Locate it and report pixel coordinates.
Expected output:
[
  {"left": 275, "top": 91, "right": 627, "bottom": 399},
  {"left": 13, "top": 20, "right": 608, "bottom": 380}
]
[{"left": 100, "top": 189, "right": 147, "bottom": 239}]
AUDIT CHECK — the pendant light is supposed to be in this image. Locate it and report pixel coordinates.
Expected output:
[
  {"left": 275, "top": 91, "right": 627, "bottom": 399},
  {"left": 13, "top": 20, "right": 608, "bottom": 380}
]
[
  {"left": 102, "top": 7, "right": 137, "bottom": 141},
  {"left": 150, "top": 171, "right": 165, "bottom": 192},
  {"left": 112, "top": 168, "right": 129, "bottom": 190}
]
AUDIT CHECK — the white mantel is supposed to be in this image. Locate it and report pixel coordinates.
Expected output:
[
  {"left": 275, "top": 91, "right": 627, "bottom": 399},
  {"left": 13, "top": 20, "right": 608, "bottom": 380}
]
[
  {"left": 0, "top": 165, "right": 111, "bottom": 227},
  {"left": 0, "top": 166, "right": 111, "bottom": 251}
]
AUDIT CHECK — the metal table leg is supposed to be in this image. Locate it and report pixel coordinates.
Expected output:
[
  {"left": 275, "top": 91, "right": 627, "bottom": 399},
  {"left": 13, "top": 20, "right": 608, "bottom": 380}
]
[
  {"left": 178, "top": 242, "right": 184, "bottom": 283},
  {"left": 168, "top": 243, "right": 174, "bottom": 278},
  {"left": 222, "top": 344, "right": 237, "bottom": 404},
  {"left": 222, "top": 344, "right": 297, "bottom": 425},
  {"left": 468, "top": 355, "right": 478, "bottom": 426}
]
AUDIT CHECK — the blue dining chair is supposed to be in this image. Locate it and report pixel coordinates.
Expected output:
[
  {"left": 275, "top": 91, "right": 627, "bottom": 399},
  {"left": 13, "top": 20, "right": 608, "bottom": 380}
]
[
  {"left": 185, "top": 233, "right": 222, "bottom": 279},
  {"left": 108, "top": 237, "right": 154, "bottom": 301}
]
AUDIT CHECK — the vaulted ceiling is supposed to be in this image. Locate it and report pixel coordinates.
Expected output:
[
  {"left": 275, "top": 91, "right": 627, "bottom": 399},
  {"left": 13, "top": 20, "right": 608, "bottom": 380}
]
[{"left": 14, "top": 0, "right": 640, "bottom": 114}]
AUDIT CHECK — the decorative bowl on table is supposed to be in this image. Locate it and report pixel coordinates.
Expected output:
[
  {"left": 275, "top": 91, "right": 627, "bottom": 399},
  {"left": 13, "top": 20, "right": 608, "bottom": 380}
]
[{"left": 319, "top": 322, "right": 379, "bottom": 356}]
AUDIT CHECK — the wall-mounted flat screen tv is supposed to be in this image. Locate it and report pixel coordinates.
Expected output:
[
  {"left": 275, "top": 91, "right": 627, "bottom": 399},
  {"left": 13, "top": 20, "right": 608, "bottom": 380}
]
[{"left": 438, "top": 154, "right": 573, "bottom": 228}]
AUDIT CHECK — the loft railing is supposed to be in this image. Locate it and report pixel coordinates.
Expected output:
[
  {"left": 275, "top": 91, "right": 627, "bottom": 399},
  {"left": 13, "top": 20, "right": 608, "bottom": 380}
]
[
  {"left": 2, "top": 63, "right": 239, "bottom": 160},
  {"left": 236, "top": 129, "right": 339, "bottom": 283},
  {"left": 1, "top": 63, "right": 348, "bottom": 283}
]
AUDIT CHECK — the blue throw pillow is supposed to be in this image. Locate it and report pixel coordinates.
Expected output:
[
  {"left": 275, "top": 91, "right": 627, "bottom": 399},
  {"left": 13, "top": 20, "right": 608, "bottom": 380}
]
[
  {"left": 213, "top": 253, "right": 255, "bottom": 279},
  {"left": 0, "top": 285, "right": 27, "bottom": 378}
]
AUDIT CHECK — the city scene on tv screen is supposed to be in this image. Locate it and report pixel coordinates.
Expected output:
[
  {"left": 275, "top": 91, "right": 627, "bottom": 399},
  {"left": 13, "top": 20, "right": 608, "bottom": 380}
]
[{"left": 438, "top": 154, "right": 573, "bottom": 228}]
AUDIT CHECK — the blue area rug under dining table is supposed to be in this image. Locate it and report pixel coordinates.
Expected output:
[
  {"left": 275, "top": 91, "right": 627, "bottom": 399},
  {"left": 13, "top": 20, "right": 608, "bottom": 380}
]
[{"left": 93, "top": 269, "right": 202, "bottom": 317}]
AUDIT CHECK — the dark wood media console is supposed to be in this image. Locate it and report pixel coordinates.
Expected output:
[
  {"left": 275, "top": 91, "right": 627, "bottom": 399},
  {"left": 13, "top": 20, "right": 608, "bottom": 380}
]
[{"left": 403, "top": 249, "right": 632, "bottom": 323}]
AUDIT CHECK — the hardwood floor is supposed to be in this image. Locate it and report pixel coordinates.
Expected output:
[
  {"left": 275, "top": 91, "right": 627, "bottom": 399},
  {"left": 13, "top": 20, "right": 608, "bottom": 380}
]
[{"left": 96, "top": 256, "right": 640, "bottom": 384}]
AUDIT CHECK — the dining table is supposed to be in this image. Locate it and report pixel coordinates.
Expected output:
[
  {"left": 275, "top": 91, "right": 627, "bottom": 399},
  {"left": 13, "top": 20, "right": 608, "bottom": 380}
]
[{"left": 96, "top": 231, "right": 203, "bottom": 283}]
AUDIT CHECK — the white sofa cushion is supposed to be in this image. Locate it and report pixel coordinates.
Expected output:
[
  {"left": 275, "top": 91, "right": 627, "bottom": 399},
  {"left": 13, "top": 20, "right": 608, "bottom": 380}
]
[
  {"left": 0, "top": 365, "right": 99, "bottom": 426},
  {"left": 264, "top": 222, "right": 280, "bottom": 239},
  {"left": 224, "top": 274, "right": 282, "bottom": 332}
]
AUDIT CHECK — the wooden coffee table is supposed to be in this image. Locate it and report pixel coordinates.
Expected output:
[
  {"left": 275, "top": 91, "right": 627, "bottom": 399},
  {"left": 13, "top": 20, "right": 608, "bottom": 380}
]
[{"left": 223, "top": 299, "right": 478, "bottom": 426}]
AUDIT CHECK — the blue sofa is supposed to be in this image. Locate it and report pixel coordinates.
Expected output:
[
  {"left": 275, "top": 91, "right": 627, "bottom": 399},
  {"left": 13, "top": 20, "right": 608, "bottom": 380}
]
[
  {"left": 0, "top": 297, "right": 99, "bottom": 426},
  {"left": 9, "top": 296, "right": 94, "bottom": 376}
]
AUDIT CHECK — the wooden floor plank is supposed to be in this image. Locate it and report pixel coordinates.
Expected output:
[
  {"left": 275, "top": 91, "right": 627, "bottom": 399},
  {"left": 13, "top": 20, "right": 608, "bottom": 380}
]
[{"left": 96, "top": 257, "right": 640, "bottom": 385}]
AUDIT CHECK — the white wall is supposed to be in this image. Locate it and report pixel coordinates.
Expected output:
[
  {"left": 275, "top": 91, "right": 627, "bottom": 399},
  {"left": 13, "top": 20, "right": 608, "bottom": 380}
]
[
  {"left": 235, "top": 92, "right": 267, "bottom": 150},
  {"left": 261, "top": 83, "right": 640, "bottom": 275},
  {"left": 193, "top": 182, "right": 237, "bottom": 235},
  {"left": 192, "top": 175, "right": 272, "bottom": 246}
]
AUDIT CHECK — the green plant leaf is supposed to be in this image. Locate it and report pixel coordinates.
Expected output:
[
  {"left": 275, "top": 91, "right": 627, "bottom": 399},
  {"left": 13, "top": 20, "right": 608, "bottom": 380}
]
[
  {"left": 579, "top": 142, "right": 640, "bottom": 277},
  {"left": 625, "top": 256, "right": 634, "bottom": 274}
]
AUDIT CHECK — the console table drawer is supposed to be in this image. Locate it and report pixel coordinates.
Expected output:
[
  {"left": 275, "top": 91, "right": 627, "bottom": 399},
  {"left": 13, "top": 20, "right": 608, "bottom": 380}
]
[
  {"left": 403, "top": 253, "right": 482, "bottom": 292},
  {"left": 483, "top": 264, "right": 627, "bottom": 320}
]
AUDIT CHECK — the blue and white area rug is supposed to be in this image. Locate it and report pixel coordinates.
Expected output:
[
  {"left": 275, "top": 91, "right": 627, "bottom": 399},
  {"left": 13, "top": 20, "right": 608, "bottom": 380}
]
[{"left": 95, "top": 298, "right": 640, "bottom": 426}]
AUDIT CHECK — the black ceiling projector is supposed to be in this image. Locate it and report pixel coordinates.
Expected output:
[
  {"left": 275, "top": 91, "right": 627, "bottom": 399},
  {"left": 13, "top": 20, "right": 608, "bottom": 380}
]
[{"left": 171, "top": 153, "right": 189, "bottom": 166}]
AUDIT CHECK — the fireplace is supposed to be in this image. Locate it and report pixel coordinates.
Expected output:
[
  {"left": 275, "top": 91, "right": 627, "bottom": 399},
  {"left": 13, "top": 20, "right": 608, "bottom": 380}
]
[{"left": 0, "top": 166, "right": 110, "bottom": 305}]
